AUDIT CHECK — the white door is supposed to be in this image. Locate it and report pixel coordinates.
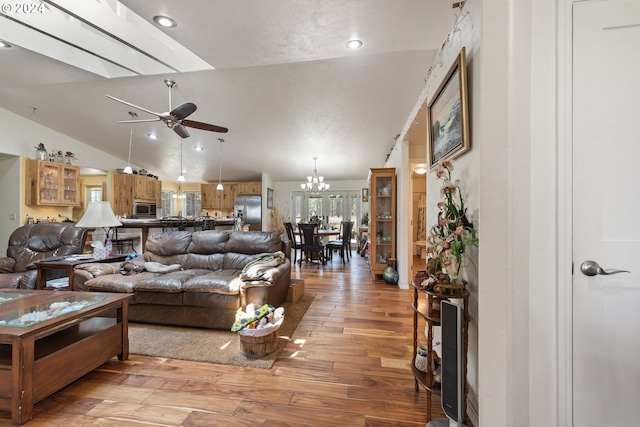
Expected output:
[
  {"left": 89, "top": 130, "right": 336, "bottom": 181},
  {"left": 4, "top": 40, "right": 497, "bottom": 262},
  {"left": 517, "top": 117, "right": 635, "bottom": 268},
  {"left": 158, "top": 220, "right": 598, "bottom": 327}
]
[{"left": 573, "top": 1, "right": 640, "bottom": 425}]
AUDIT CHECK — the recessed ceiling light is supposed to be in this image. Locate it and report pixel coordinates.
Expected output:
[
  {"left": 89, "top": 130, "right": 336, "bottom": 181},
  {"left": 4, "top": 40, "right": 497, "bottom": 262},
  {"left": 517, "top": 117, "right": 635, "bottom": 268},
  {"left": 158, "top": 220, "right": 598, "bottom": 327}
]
[
  {"left": 194, "top": 146, "right": 204, "bottom": 151},
  {"left": 153, "top": 15, "right": 177, "bottom": 28},
  {"left": 346, "top": 39, "right": 363, "bottom": 49},
  {"left": 147, "top": 133, "right": 158, "bottom": 140},
  {"left": 0, "top": 40, "right": 12, "bottom": 48}
]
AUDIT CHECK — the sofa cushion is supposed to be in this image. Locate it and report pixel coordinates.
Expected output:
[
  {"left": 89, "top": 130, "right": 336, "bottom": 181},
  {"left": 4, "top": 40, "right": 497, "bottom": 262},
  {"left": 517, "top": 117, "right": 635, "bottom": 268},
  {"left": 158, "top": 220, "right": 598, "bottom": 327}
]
[
  {"left": 84, "top": 272, "right": 160, "bottom": 293},
  {"left": 182, "top": 271, "right": 242, "bottom": 294},
  {"left": 226, "top": 231, "right": 282, "bottom": 254},
  {"left": 134, "top": 269, "right": 211, "bottom": 292},
  {"left": 144, "top": 230, "right": 191, "bottom": 259},
  {"left": 188, "top": 230, "right": 230, "bottom": 254},
  {"left": 144, "top": 262, "right": 182, "bottom": 273},
  {"left": 6, "top": 222, "right": 88, "bottom": 272}
]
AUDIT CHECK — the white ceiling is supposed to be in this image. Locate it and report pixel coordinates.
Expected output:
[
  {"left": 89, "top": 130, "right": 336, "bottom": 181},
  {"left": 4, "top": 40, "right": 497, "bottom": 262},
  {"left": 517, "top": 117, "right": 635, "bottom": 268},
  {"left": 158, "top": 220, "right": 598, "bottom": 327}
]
[{"left": 0, "top": 0, "right": 454, "bottom": 183}]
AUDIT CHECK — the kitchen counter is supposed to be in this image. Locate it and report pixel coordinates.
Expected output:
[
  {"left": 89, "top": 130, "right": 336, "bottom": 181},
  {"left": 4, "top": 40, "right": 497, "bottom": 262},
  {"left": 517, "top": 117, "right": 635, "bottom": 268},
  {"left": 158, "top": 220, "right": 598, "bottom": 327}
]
[{"left": 116, "top": 218, "right": 236, "bottom": 252}]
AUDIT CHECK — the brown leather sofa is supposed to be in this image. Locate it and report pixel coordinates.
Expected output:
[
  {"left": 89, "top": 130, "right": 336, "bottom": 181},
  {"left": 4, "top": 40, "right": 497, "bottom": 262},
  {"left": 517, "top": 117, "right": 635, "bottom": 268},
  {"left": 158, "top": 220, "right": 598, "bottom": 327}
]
[
  {"left": 0, "top": 222, "right": 88, "bottom": 289},
  {"left": 73, "top": 230, "right": 291, "bottom": 330}
]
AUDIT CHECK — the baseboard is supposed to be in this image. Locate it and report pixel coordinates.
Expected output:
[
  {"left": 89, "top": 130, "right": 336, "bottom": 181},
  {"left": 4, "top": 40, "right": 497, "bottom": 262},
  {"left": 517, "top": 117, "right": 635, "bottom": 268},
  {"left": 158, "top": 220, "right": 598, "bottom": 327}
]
[{"left": 467, "top": 395, "right": 479, "bottom": 427}]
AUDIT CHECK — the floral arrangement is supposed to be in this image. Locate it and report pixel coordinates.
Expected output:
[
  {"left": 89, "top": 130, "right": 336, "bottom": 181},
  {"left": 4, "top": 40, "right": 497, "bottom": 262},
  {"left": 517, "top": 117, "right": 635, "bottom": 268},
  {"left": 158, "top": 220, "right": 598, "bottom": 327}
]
[{"left": 423, "top": 160, "right": 478, "bottom": 289}]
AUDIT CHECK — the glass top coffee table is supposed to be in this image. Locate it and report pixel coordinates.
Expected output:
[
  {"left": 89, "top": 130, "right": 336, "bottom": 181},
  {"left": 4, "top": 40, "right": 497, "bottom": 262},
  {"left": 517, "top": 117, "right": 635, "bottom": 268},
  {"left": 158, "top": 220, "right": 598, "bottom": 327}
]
[{"left": 0, "top": 290, "right": 132, "bottom": 425}]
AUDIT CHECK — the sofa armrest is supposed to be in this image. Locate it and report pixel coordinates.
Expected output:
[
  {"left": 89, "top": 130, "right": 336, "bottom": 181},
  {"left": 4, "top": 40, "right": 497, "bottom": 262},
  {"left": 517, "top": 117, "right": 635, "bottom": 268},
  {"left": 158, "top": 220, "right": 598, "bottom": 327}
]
[
  {"left": 241, "top": 259, "right": 291, "bottom": 307},
  {"left": 72, "top": 261, "right": 122, "bottom": 291},
  {"left": 0, "top": 257, "right": 16, "bottom": 273}
]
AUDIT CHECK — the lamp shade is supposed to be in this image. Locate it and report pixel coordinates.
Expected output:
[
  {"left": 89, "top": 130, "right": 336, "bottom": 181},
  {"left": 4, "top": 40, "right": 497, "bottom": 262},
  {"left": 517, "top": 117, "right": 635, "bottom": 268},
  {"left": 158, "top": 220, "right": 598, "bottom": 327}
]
[{"left": 76, "top": 201, "right": 122, "bottom": 228}]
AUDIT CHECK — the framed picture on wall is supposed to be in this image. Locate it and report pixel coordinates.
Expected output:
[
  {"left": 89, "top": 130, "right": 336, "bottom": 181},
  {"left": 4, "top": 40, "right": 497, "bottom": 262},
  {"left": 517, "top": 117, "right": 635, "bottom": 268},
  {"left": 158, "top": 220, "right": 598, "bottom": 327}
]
[
  {"left": 428, "top": 46, "right": 470, "bottom": 168},
  {"left": 362, "top": 188, "right": 369, "bottom": 202},
  {"left": 267, "top": 188, "right": 274, "bottom": 209}
]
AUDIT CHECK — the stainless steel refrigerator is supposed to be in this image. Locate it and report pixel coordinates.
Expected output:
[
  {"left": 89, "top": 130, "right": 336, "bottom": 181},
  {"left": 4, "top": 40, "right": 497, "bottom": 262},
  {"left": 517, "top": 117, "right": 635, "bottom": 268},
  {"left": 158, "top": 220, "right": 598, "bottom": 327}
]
[{"left": 234, "top": 195, "right": 262, "bottom": 231}]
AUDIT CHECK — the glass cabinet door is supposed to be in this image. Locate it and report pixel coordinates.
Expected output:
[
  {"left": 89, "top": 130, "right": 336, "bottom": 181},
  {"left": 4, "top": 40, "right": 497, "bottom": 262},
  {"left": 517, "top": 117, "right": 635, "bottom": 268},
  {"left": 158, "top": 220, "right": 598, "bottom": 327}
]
[
  {"left": 39, "top": 162, "right": 61, "bottom": 204},
  {"left": 368, "top": 168, "right": 396, "bottom": 280},
  {"left": 62, "top": 165, "right": 79, "bottom": 204},
  {"left": 31, "top": 160, "right": 80, "bottom": 206}
]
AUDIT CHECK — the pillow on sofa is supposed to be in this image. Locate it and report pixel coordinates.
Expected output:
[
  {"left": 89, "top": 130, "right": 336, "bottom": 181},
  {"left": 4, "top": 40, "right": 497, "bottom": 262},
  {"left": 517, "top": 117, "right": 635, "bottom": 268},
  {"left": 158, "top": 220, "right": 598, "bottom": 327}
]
[{"left": 144, "top": 262, "right": 183, "bottom": 274}]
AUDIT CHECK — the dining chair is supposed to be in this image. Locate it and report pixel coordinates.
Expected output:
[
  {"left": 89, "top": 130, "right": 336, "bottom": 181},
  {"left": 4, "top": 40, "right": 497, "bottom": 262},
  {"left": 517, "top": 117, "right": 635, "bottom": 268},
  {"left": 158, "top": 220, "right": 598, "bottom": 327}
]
[
  {"left": 195, "top": 215, "right": 216, "bottom": 231},
  {"left": 283, "top": 222, "right": 302, "bottom": 264},
  {"left": 325, "top": 221, "right": 354, "bottom": 263},
  {"left": 161, "top": 216, "right": 188, "bottom": 232},
  {"left": 298, "top": 222, "right": 325, "bottom": 268}
]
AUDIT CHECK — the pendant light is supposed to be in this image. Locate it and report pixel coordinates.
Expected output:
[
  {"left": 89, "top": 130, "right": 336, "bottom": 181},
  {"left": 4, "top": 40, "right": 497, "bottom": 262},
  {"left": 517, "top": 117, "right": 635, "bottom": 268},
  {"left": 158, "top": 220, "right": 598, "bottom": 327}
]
[
  {"left": 216, "top": 138, "right": 224, "bottom": 191},
  {"left": 173, "top": 137, "right": 186, "bottom": 199},
  {"left": 177, "top": 137, "right": 185, "bottom": 182},
  {"left": 122, "top": 111, "right": 137, "bottom": 174}
]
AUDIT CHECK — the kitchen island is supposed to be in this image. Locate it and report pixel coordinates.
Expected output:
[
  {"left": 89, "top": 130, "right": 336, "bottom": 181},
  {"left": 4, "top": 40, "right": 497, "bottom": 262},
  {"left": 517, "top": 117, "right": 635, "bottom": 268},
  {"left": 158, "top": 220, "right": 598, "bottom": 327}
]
[{"left": 116, "top": 218, "right": 236, "bottom": 252}]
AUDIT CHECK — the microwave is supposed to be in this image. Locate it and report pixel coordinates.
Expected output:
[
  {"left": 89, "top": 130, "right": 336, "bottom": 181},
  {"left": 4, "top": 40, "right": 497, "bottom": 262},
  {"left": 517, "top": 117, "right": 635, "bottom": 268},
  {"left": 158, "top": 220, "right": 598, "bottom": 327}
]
[{"left": 133, "top": 202, "right": 156, "bottom": 218}]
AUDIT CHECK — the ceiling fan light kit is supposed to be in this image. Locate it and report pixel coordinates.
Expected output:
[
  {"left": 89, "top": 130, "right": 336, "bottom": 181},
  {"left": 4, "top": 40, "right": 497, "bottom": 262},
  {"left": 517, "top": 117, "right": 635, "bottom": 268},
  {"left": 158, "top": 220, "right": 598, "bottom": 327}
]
[{"left": 106, "top": 79, "right": 228, "bottom": 140}]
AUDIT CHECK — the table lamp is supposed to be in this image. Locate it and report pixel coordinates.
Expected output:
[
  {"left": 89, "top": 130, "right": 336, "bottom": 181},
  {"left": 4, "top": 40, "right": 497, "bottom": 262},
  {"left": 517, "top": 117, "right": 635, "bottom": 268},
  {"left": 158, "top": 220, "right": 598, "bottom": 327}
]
[{"left": 76, "top": 201, "right": 122, "bottom": 243}]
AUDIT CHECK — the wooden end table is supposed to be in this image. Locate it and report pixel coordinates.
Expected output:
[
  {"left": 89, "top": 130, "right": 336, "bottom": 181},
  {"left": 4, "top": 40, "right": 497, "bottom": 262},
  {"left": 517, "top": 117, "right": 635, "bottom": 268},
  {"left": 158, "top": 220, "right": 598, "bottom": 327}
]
[{"left": 35, "top": 255, "right": 127, "bottom": 291}]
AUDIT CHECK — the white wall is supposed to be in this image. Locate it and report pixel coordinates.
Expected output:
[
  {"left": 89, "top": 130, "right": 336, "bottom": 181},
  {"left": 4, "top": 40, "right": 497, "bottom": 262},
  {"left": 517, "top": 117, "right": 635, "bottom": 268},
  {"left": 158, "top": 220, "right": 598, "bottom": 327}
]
[
  {"left": 395, "top": 1, "right": 482, "bottom": 422},
  {"left": 0, "top": 155, "right": 21, "bottom": 255},
  {"left": 477, "top": 0, "right": 561, "bottom": 426},
  {"left": 0, "top": 107, "right": 129, "bottom": 253}
]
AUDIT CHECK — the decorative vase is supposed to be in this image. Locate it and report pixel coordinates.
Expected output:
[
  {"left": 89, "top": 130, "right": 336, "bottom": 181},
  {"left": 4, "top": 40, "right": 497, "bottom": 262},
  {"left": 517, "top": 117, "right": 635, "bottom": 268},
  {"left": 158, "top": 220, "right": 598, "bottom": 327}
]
[{"left": 383, "top": 258, "right": 399, "bottom": 285}]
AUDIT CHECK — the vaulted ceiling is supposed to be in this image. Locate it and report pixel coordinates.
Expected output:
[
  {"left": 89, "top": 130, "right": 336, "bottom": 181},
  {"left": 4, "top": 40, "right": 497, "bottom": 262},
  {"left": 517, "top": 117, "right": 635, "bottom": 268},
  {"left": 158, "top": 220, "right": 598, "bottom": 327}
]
[{"left": 0, "top": 0, "right": 454, "bottom": 182}]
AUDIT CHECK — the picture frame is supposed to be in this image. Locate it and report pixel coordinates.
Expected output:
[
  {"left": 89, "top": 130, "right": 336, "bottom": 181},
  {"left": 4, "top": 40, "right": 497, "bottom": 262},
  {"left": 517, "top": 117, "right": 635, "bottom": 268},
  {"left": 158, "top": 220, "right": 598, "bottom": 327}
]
[
  {"left": 362, "top": 188, "right": 369, "bottom": 202},
  {"left": 267, "top": 188, "right": 274, "bottom": 209},
  {"left": 427, "top": 47, "right": 470, "bottom": 168}
]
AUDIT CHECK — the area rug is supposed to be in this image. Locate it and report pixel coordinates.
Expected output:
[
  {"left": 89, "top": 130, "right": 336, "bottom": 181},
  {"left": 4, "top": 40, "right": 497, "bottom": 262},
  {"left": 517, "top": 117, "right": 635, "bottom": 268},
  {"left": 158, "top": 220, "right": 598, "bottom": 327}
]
[{"left": 128, "top": 293, "right": 315, "bottom": 369}]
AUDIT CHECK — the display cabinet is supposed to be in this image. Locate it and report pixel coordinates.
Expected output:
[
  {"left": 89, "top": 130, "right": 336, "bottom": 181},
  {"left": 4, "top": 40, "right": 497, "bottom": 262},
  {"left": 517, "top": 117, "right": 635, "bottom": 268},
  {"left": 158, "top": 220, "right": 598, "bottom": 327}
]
[
  {"left": 368, "top": 168, "right": 396, "bottom": 280},
  {"left": 411, "top": 282, "right": 470, "bottom": 424},
  {"left": 26, "top": 159, "right": 80, "bottom": 206}
]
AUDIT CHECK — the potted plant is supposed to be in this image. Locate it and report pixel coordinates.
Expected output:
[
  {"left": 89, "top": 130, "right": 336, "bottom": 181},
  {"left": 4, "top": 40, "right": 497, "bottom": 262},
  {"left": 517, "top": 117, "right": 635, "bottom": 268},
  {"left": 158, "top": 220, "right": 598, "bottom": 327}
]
[
  {"left": 423, "top": 160, "right": 478, "bottom": 294},
  {"left": 361, "top": 212, "right": 369, "bottom": 226}
]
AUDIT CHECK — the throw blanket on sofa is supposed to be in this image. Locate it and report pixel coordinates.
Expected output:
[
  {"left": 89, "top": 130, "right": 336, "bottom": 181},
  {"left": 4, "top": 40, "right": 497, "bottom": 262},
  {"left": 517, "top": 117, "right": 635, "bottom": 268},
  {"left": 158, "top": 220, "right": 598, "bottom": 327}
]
[{"left": 240, "top": 251, "right": 285, "bottom": 281}]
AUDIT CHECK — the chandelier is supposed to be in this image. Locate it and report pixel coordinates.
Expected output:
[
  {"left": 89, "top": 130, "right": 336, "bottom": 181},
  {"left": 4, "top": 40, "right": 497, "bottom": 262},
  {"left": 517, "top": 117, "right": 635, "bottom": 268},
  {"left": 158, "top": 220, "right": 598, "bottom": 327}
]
[{"left": 301, "top": 157, "right": 330, "bottom": 193}]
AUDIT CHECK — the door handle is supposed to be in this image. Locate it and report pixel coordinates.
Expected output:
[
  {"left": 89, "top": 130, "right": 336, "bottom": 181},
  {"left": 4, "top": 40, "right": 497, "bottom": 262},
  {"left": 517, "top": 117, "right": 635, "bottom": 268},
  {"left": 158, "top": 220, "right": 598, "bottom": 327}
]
[{"left": 580, "top": 260, "right": 630, "bottom": 277}]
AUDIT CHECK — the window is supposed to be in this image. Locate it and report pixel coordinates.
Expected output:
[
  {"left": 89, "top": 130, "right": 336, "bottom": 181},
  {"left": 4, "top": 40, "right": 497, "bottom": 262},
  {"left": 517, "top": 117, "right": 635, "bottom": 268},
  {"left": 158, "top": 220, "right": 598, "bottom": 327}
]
[
  {"left": 183, "top": 192, "right": 201, "bottom": 217},
  {"left": 161, "top": 190, "right": 173, "bottom": 217},
  {"left": 292, "top": 190, "right": 361, "bottom": 232}
]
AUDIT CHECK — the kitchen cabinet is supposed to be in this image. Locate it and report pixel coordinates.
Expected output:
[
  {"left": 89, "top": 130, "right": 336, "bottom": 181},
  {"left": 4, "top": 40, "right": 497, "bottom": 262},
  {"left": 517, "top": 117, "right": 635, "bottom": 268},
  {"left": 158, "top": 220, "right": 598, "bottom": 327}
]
[
  {"left": 368, "top": 168, "right": 396, "bottom": 280},
  {"left": 111, "top": 173, "right": 162, "bottom": 217},
  {"left": 201, "top": 183, "right": 235, "bottom": 210},
  {"left": 235, "top": 181, "right": 262, "bottom": 195},
  {"left": 26, "top": 160, "right": 80, "bottom": 207}
]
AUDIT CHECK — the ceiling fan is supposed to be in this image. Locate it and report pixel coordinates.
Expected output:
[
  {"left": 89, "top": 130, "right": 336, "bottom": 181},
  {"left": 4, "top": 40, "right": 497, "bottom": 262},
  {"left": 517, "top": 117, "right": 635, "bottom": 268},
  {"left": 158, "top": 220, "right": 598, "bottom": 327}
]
[{"left": 106, "top": 79, "right": 228, "bottom": 138}]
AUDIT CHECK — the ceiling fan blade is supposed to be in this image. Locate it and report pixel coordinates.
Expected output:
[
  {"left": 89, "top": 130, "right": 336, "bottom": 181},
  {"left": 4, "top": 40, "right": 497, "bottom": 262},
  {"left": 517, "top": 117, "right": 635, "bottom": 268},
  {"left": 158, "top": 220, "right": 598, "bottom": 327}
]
[
  {"left": 171, "top": 102, "right": 197, "bottom": 120},
  {"left": 173, "top": 124, "right": 190, "bottom": 138},
  {"left": 106, "top": 94, "right": 163, "bottom": 118},
  {"left": 183, "top": 119, "right": 229, "bottom": 133},
  {"left": 118, "top": 118, "right": 160, "bottom": 124}
]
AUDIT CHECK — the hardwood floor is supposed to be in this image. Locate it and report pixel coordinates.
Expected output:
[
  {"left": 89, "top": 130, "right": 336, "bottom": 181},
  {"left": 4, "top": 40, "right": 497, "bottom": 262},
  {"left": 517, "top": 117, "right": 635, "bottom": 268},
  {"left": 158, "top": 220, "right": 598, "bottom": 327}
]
[{"left": 0, "top": 252, "right": 444, "bottom": 426}]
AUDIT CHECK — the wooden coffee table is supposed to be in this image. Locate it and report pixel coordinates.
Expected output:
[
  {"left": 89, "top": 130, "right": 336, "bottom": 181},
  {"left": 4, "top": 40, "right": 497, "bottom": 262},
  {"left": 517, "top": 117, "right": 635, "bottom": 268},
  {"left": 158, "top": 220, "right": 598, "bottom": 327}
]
[{"left": 0, "top": 290, "right": 132, "bottom": 425}]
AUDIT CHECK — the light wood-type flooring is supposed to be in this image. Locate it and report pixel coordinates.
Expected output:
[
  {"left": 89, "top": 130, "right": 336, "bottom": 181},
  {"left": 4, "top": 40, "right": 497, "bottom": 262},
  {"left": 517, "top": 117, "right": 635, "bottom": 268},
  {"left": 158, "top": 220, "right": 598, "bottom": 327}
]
[{"left": 0, "top": 252, "right": 446, "bottom": 426}]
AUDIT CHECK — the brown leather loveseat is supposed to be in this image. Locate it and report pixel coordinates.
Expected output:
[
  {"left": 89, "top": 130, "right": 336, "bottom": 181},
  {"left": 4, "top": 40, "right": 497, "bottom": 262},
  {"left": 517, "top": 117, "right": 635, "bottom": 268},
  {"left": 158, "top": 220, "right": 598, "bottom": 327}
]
[
  {"left": 0, "top": 222, "right": 88, "bottom": 289},
  {"left": 73, "top": 230, "right": 291, "bottom": 330}
]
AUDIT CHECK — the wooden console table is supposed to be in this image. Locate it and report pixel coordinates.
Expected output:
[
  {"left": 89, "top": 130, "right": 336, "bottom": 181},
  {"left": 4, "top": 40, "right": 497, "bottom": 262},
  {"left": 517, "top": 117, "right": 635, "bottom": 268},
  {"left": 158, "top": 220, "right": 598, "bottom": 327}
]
[{"left": 0, "top": 290, "right": 131, "bottom": 425}]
